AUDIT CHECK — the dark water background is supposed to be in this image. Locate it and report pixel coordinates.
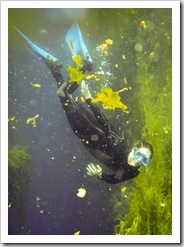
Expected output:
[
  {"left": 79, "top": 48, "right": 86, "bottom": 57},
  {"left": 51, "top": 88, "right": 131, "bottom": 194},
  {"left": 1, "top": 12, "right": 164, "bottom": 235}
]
[{"left": 8, "top": 8, "right": 171, "bottom": 235}]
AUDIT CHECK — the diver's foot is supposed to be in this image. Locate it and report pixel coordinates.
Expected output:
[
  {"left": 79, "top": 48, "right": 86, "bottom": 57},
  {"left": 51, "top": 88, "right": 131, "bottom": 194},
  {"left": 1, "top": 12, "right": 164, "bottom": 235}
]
[{"left": 56, "top": 82, "right": 67, "bottom": 97}]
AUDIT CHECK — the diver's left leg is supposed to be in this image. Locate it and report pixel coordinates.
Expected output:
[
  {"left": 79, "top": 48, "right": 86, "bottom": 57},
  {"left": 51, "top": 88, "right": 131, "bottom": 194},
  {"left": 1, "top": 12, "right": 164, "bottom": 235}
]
[{"left": 42, "top": 58, "right": 64, "bottom": 89}]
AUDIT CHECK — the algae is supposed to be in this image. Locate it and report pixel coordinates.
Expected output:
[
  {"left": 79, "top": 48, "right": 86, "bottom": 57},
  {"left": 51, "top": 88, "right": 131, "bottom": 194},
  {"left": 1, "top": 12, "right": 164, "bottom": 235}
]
[
  {"left": 8, "top": 145, "right": 31, "bottom": 234},
  {"left": 92, "top": 86, "right": 129, "bottom": 112},
  {"left": 114, "top": 9, "right": 172, "bottom": 235}
]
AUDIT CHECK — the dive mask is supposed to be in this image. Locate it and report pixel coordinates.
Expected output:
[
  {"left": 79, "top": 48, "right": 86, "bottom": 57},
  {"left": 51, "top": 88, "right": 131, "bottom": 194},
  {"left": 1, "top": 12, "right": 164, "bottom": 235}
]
[{"left": 128, "top": 147, "right": 151, "bottom": 167}]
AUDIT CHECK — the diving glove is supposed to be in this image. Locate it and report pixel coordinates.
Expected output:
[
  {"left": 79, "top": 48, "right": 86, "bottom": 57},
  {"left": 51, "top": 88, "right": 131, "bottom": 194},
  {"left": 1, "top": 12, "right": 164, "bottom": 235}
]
[
  {"left": 86, "top": 163, "right": 102, "bottom": 178},
  {"left": 81, "top": 80, "right": 91, "bottom": 99}
]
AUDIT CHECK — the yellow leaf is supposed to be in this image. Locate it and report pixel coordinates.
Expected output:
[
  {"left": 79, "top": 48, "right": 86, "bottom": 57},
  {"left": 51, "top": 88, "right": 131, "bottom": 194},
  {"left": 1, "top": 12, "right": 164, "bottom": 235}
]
[
  {"left": 30, "top": 82, "right": 41, "bottom": 88},
  {"left": 8, "top": 116, "right": 16, "bottom": 122},
  {"left": 99, "top": 39, "right": 113, "bottom": 51},
  {"left": 99, "top": 43, "right": 108, "bottom": 50},
  {"left": 140, "top": 20, "right": 147, "bottom": 29},
  {"left": 105, "top": 39, "right": 113, "bottom": 45},
  {"left": 80, "top": 96, "right": 85, "bottom": 102},
  {"left": 104, "top": 50, "right": 108, "bottom": 56},
  {"left": 121, "top": 187, "right": 127, "bottom": 192},
  {"left": 74, "top": 230, "right": 80, "bottom": 235},
  {"left": 92, "top": 87, "right": 128, "bottom": 112}
]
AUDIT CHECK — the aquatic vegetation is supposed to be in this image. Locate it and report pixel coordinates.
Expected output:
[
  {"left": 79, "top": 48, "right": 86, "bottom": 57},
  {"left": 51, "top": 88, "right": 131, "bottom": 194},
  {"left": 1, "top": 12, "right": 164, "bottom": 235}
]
[
  {"left": 114, "top": 9, "right": 172, "bottom": 235},
  {"left": 8, "top": 145, "right": 31, "bottom": 233},
  {"left": 92, "top": 87, "right": 128, "bottom": 112},
  {"left": 68, "top": 54, "right": 100, "bottom": 83},
  {"left": 67, "top": 54, "right": 84, "bottom": 83},
  {"left": 72, "top": 54, "right": 83, "bottom": 68},
  {"left": 68, "top": 65, "right": 85, "bottom": 84},
  {"left": 26, "top": 114, "right": 39, "bottom": 127},
  {"left": 68, "top": 55, "right": 87, "bottom": 83},
  {"left": 8, "top": 145, "right": 31, "bottom": 170}
]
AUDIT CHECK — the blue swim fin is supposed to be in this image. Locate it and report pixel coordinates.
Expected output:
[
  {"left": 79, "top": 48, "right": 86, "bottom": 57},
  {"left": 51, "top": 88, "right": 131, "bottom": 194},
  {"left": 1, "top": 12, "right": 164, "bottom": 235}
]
[
  {"left": 65, "top": 23, "right": 92, "bottom": 63},
  {"left": 14, "top": 26, "right": 58, "bottom": 62}
]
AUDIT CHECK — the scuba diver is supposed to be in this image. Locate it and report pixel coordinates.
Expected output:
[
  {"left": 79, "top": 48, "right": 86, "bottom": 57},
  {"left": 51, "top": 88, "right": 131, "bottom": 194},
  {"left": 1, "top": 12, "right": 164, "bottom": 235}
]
[{"left": 14, "top": 23, "right": 154, "bottom": 184}]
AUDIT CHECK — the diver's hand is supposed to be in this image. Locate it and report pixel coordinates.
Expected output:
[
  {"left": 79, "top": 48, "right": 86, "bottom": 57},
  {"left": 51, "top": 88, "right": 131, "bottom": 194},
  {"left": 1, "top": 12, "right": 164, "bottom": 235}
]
[
  {"left": 86, "top": 163, "right": 102, "bottom": 178},
  {"left": 81, "top": 80, "right": 91, "bottom": 99}
]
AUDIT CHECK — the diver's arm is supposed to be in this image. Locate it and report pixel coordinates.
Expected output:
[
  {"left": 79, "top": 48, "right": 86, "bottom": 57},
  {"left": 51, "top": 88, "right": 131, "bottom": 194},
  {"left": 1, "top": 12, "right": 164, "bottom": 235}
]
[
  {"left": 100, "top": 173, "right": 124, "bottom": 184},
  {"left": 86, "top": 163, "right": 123, "bottom": 184},
  {"left": 86, "top": 163, "right": 140, "bottom": 184}
]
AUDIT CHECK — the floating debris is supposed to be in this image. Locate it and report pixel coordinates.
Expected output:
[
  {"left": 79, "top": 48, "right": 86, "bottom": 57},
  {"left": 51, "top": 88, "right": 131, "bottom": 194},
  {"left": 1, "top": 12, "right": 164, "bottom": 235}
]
[
  {"left": 92, "top": 87, "right": 128, "bottom": 112},
  {"left": 26, "top": 114, "right": 39, "bottom": 127},
  {"left": 140, "top": 20, "right": 147, "bottom": 29},
  {"left": 80, "top": 96, "right": 85, "bottom": 102},
  {"left": 8, "top": 116, "right": 16, "bottom": 122},
  {"left": 104, "top": 50, "right": 108, "bottom": 56},
  {"left": 30, "top": 82, "right": 41, "bottom": 88},
  {"left": 121, "top": 187, "right": 127, "bottom": 193},
  {"left": 76, "top": 188, "right": 86, "bottom": 198},
  {"left": 85, "top": 74, "right": 100, "bottom": 81},
  {"left": 98, "top": 39, "right": 113, "bottom": 55},
  {"left": 135, "top": 43, "right": 143, "bottom": 52},
  {"left": 105, "top": 39, "right": 113, "bottom": 45},
  {"left": 124, "top": 77, "right": 127, "bottom": 84},
  {"left": 39, "top": 29, "right": 48, "bottom": 35}
]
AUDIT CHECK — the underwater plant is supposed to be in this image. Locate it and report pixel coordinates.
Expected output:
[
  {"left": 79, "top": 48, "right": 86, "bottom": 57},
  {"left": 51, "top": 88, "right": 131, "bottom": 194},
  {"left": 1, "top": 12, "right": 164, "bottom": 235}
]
[
  {"left": 8, "top": 145, "right": 31, "bottom": 234},
  {"left": 68, "top": 55, "right": 85, "bottom": 83},
  {"left": 68, "top": 54, "right": 99, "bottom": 83},
  {"left": 92, "top": 87, "right": 128, "bottom": 112},
  {"left": 8, "top": 145, "right": 31, "bottom": 170},
  {"left": 113, "top": 9, "right": 172, "bottom": 235}
]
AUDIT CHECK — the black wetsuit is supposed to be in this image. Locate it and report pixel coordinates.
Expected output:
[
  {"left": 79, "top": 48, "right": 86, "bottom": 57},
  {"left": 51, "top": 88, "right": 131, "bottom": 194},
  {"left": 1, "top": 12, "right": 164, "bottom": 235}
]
[{"left": 43, "top": 58, "right": 140, "bottom": 184}]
